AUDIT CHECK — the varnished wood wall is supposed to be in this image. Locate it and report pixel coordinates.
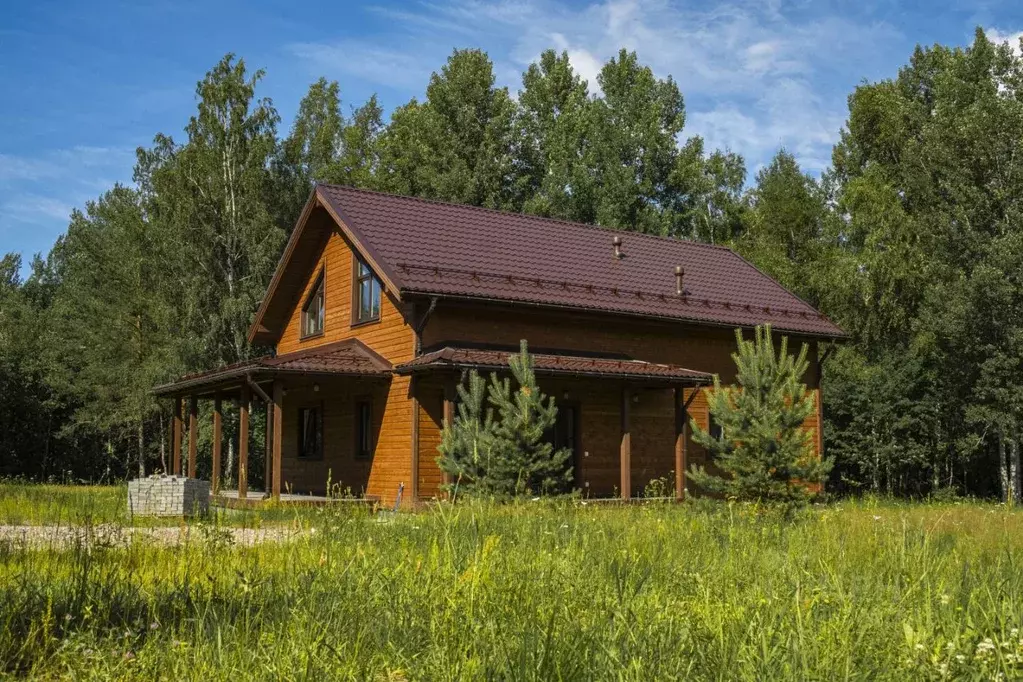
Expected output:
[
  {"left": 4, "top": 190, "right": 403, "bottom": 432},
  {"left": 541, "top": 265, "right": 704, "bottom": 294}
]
[{"left": 269, "top": 214, "right": 825, "bottom": 504}]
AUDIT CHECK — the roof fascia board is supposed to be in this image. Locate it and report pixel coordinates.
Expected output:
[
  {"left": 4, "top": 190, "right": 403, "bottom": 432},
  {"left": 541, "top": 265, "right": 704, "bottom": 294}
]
[{"left": 316, "top": 186, "right": 404, "bottom": 302}]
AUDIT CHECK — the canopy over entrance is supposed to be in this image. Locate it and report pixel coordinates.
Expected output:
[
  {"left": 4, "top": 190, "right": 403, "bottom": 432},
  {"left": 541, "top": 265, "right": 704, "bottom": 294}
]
[{"left": 152, "top": 339, "right": 392, "bottom": 399}]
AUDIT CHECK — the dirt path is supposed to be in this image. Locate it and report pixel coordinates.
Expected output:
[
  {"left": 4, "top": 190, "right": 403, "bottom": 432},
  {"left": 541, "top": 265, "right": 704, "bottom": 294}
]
[{"left": 0, "top": 524, "right": 304, "bottom": 548}]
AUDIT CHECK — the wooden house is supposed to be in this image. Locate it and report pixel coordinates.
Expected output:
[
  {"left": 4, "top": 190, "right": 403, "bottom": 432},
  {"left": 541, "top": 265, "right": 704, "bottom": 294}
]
[{"left": 153, "top": 185, "right": 846, "bottom": 505}]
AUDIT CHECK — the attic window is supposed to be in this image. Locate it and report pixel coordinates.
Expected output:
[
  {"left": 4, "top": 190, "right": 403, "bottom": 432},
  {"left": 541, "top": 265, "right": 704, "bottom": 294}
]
[
  {"left": 301, "top": 270, "right": 325, "bottom": 338},
  {"left": 354, "top": 259, "right": 381, "bottom": 324}
]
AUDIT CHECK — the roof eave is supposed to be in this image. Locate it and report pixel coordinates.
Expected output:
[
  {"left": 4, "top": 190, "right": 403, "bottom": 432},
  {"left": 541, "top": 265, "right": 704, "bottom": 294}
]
[{"left": 400, "top": 289, "right": 849, "bottom": 341}]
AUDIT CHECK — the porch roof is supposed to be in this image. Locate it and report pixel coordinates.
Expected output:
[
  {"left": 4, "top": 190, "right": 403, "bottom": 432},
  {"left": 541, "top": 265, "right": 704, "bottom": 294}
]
[
  {"left": 394, "top": 346, "right": 713, "bottom": 385},
  {"left": 152, "top": 339, "right": 392, "bottom": 397}
]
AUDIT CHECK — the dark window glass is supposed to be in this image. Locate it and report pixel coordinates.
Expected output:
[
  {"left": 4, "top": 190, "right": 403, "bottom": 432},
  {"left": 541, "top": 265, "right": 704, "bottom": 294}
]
[
  {"left": 355, "top": 260, "right": 381, "bottom": 323},
  {"left": 301, "top": 273, "right": 325, "bottom": 337},
  {"left": 298, "top": 406, "right": 323, "bottom": 460},
  {"left": 708, "top": 415, "right": 724, "bottom": 443},
  {"left": 355, "top": 400, "right": 373, "bottom": 460}
]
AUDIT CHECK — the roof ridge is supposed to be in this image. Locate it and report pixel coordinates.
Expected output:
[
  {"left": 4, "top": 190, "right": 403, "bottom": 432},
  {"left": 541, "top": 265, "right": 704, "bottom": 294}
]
[{"left": 317, "top": 183, "right": 738, "bottom": 254}]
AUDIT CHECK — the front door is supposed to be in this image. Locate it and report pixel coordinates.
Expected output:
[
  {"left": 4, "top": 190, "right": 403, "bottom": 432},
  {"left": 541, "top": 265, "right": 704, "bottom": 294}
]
[{"left": 548, "top": 402, "right": 581, "bottom": 491}]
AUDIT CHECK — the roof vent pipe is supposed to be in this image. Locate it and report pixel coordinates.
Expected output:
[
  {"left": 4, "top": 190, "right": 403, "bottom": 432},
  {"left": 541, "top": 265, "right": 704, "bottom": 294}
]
[
  {"left": 675, "top": 265, "right": 684, "bottom": 296},
  {"left": 613, "top": 235, "right": 623, "bottom": 259}
]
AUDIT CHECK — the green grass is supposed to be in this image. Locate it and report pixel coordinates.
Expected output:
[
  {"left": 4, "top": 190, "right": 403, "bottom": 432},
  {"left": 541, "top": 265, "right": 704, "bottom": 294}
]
[
  {"left": 0, "top": 481, "right": 305, "bottom": 528},
  {"left": 1, "top": 490, "right": 1023, "bottom": 680}
]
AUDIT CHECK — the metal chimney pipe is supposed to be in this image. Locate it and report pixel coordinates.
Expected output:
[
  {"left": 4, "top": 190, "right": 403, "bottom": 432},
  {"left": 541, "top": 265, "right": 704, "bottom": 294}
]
[
  {"left": 675, "top": 265, "right": 684, "bottom": 296},
  {"left": 613, "top": 235, "right": 623, "bottom": 259}
]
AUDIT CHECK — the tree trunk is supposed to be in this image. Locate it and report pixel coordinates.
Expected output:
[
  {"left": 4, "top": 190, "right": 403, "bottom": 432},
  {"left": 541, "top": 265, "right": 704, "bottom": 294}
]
[
  {"left": 1010, "top": 433, "right": 1021, "bottom": 506},
  {"left": 999, "top": 431, "right": 1009, "bottom": 504},
  {"left": 137, "top": 420, "right": 146, "bottom": 479},
  {"left": 225, "top": 436, "right": 235, "bottom": 482}
]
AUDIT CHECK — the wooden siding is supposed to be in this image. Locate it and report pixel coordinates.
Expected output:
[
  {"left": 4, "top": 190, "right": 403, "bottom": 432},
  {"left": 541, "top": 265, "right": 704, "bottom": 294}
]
[
  {"left": 412, "top": 303, "right": 823, "bottom": 499},
  {"left": 421, "top": 303, "right": 820, "bottom": 387},
  {"left": 271, "top": 214, "right": 415, "bottom": 505},
  {"left": 276, "top": 225, "right": 414, "bottom": 363},
  {"left": 264, "top": 214, "right": 825, "bottom": 503}
]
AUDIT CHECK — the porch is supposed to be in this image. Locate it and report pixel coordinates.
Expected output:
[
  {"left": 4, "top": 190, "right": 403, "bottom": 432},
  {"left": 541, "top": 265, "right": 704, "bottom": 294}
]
[
  {"left": 152, "top": 339, "right": 393, "bottom": 502},
  {"left": 397, "top": 346, "right": 715, "bottom": 500}
]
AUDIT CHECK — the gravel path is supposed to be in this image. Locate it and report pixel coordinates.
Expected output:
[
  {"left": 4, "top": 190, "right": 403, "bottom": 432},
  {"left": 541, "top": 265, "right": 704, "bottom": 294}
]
[{"left": 0, "top": 524, "right": 304, "bottom": 548}]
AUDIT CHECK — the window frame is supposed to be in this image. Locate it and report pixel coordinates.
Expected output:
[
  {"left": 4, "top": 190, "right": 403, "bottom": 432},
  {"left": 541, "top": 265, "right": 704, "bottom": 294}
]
[
  {"left": 297, "top": 403, "right": 324, "bottom": 461},
  {"left": 300, "top": 267, "right": 326, "bottom": 340},
  {"left": 351, "top": 257, "right": 382, "bottom": 327},
  {"left": 354, "top": 398, "right": 374, "bottom": 461}
]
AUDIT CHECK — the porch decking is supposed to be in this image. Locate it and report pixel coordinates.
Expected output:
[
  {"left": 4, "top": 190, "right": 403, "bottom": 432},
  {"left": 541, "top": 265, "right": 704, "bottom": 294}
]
[{"left": 213, "top": 490, "right": 380, "bottom": 510}]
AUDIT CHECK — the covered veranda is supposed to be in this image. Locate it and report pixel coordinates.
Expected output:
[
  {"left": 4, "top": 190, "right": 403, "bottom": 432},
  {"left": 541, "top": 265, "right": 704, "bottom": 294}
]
[
  {"left": 396, "top": 346, "right": 715, "bottom": 500},
  {"left": 152, "top": 339, "right": 392, "bottom": 502}
]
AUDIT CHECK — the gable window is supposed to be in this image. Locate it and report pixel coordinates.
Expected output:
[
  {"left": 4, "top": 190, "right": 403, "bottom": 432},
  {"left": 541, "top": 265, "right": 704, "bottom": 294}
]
[
  {"left": 355, "top": 399, "right": 374, "bottom": 460},
  {"left": 298, "top": 405, "right": 323, "bottom": 460},
  {"left": 354, "top": 259, "right": 381, "bottom": 324},
  {"left": 301, "top": 271, "right": 325, "bottom": 338}
]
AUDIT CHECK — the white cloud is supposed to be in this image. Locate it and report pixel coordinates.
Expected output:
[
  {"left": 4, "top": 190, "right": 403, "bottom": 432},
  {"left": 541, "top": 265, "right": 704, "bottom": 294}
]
[
  {"left": 986, "top": 28, "right": 1023, "bottom": 55},
  {"left": 290, "top": 0, "right": 903, "bottom": 176},
  {"left": 288, "top": 40, "right": 441, "bottom": 91}
]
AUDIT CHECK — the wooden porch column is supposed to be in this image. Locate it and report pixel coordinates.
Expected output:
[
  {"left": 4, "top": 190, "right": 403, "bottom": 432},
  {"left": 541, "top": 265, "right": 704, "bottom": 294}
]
[
  {"left": 171, "top": 397, "right": 183, "bottom": 475},
  {"left": 674, "top": 386, "right": 686, "bottom": 501},
  {"left": 212, "top": 395, "right": 223, "bottom": 495},
  {"left": 264, "top": 400, "right": 273, "bottom": 498},
  {"left": 620, "top": 386, "right": 632, "bottom": 500},
  {"left": 187, "top": 395, "right": 198, "bottom": 478},
  {"left": 238, "top": 385, "right": 250, "bottom": 499},
  {"left": 271, "top": 381, "right": 283, "bottom": 501},
  {"left": 442, "top": 381, "right": 456, "bottom": 490},
  {"left": 410, "top": 376, "right": 420, "bottom": 503}
]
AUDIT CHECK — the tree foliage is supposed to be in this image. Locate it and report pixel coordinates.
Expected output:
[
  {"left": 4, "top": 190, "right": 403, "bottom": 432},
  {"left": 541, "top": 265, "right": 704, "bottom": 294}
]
[
  {"left": 688, "top": 326, "right": 831, "bottom": 504},
  {"left": 438, "top": 342, "right": 572, "bottom": 497},
  {"left": 5, "top": 33, "right": 1023, "bottom": 500}
]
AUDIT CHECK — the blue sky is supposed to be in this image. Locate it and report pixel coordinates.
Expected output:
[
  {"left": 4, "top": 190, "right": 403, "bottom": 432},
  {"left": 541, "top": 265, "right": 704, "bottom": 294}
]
[{"left": 3, "top": 0, "right": 1022, "bottom": 274}]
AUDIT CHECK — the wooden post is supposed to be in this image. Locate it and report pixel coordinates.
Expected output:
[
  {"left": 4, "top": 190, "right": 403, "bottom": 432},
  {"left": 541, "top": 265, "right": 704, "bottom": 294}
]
[
  {"left": 264, "top": 400, "right": 273, "bottom": 498},
  {"left": 187, "top": 395, "right": 198, "bottom": 478},
  {"left": 272, "top": 381, "right": 283, "bottom": 501},
  {"left": 212, "top": 395, "right": 223, "bottom": 495},
  {"left": 442, "top": 380, "right": 456, "bottom": 490},
  {"left": 410, "top": 376, "right": 420, "bottom": 504},
  {"left": 620, "top": 386, "right": 631, "bottom": 500},
  {"left": 238, "top": 386, "right": 250, "bottom": 499},
  {"left": 674, "top": 386, "right": 686, "bottom": 501},
  {"left": 172, "top": 397, "right": 183, "bottom": 475}
]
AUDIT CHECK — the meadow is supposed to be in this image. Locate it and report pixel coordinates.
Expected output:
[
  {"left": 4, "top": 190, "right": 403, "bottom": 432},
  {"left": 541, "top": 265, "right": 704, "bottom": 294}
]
[{"left": 1, "top": 486, "right": 1022, "bottom": 680}]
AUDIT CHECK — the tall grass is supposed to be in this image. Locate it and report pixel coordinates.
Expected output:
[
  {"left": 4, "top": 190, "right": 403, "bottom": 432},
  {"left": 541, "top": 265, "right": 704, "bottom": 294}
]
[{"left": 1, "top": 495, "right": 1022, "bottom": 679}]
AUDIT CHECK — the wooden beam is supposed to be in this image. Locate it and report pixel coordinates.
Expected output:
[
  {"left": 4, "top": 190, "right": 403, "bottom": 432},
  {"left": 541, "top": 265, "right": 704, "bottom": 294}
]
[
  {"left": 410, "top": 376, "right": 420, "bottom": 504},
  {"left": 264, "top": 400, "right": 273, "bottom": 498},
  {"left": 212, "top": 395, "right": 223, "bottom": 495},
  {"left": 674, "top": 387, "right": 686, "bottom": 501},
  {"left": 442, "top": 380, "right": 456, "bottom": 490},
  {"left": 172, "top": 397, "right": 183, "bottom": 475},
  {"left": 238, "top": 386, "right": 250, "bottom": 499},
  {"left": 620, "top": 386, "right": 631, "bottom": 500},
  {"left": 187, "top": 395, "right": 198, "bottom": 478},
  {"left": 272, "top": 381, "right": 283, "bottom": 501}
]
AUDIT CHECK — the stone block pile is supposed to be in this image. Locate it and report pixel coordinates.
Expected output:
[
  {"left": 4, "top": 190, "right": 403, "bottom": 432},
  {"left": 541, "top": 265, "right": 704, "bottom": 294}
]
[{"left": 127, "top": 475, "right": 210, "bottom": 517}]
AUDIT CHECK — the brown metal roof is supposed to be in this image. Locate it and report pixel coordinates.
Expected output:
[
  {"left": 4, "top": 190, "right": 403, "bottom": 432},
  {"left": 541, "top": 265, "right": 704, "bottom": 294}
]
[
  {"left": 153, "top": 339, "right": 392, "bottom": 396},
  {"left": 395, "top": 347, "right": 713, "bottom": 385},
  {"left": 306, "top": 185, "right": 846, "bottom": 339}
]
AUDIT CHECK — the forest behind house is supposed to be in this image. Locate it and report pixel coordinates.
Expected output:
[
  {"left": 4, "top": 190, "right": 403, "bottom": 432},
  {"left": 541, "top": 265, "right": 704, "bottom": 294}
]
[{"left": 2, "top": 29, "right": 1023, "bottom": 501}]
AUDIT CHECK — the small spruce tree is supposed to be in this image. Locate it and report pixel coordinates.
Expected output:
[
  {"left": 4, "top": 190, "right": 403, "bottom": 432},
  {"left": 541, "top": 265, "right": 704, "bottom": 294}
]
[
  {"left": 437, "top": 341, "right": 572, "bottom": 497},
  {"left": 688, "top": 325, "right": 832, "bottom": 505},
  {"left": 437, "top": 369, "right": 496, "bottom": 494},
  {"left": 486, "top": 341, "right": 573, "bottom": 496}
]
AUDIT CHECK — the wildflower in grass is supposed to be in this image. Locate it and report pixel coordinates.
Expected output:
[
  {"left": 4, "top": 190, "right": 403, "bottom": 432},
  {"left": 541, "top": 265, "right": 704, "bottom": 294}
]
[
  {"left": 940, "top": 594, "right": 951, "bottom": 605},
  {"left": 976, "top": 638, "right": 996, "bottom": 657}
]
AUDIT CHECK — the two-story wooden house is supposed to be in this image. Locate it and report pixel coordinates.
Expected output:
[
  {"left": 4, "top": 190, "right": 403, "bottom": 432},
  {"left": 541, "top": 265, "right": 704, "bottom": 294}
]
[{"left": 154, "top": 185, "right": 846, "bottom": 505}]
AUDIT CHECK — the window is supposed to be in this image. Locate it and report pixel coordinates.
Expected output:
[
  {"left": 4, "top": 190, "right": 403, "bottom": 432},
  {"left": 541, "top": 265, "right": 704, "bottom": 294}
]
[
  {"left": 298, "top": 405, "right": 323, "bottom": 460},
  {"left": 354, "top": 259, "right": 381, "bottom": 324},
  {"left": 355, "top": 400, "right": 374, "bottom": 460},
  {"left": 301, "top": 271, "right": 325, "bottom": 338}
]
